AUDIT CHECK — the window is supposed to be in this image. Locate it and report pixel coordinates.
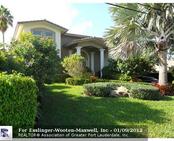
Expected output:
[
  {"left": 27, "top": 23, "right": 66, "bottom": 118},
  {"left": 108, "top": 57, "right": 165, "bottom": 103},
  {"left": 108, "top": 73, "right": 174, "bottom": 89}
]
[{"left": 31, "top": 28, "right": 55, "bottom": 41}]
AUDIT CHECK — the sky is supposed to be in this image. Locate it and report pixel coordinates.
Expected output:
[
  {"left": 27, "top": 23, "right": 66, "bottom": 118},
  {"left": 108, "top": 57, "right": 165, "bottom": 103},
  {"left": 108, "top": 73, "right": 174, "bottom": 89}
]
[{"left": 0, "top": 0, "right": 113, "bottom": 43}]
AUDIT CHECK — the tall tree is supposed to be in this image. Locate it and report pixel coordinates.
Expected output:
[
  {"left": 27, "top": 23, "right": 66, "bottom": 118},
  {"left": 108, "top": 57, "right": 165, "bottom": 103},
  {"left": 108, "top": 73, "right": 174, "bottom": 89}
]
[
  {"left": 105, "top": 4, "right": 148, "bottom": 59},
  {"left": 0, "top": 5, "right": 13, "bottom": 48},
  {"left": 105, "top": 3, "right": 174, "bottom": 86}
]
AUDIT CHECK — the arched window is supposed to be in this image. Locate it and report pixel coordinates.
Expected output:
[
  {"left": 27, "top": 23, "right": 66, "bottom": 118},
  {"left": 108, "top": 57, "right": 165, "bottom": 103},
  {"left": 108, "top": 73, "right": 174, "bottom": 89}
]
[{"left": 31, "top": 28, "right": 55, "bottom": 41}]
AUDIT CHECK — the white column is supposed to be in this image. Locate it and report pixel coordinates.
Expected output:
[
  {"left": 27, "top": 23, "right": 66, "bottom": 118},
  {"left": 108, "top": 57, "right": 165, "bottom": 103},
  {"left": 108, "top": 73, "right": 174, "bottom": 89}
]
[
  {"left": 86, "top": 54, "right": 90, "bottom": 68},
  {"left": 90, "top": 52, "right": 95, "bottom": 74},
  {"left": 55, "top": 32, "right": 61, "bottom": 58},
  {"left": 100, "top": 48, "right": 105, "bottom": 77},
  {"left": 69, "top": 50, "right": 73, "bottom": 56},
  {"left": 76, "top": 46, "right": 82, "bottom": 55}
]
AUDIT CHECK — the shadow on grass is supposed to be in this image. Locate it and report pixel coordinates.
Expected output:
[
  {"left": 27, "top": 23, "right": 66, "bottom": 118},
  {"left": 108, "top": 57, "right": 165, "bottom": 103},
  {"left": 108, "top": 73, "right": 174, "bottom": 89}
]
[
  {"left": 160, "top": 96, "right": 174, "bottom": 101},
  {"left": 45, "top": 84, "right": 71, "bottom": 91},
  {"left": 37, "top": 84, "right": 169, "bottom": 137}
]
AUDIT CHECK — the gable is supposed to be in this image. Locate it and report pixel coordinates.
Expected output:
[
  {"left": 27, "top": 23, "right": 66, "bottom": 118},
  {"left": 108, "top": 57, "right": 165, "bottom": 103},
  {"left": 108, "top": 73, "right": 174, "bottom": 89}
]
[
  {"left": 13, "top": 20, "right": 67, "bottom": 40},
  {"left": 13, "top": 20, "right": 67, "bottom": 58}
]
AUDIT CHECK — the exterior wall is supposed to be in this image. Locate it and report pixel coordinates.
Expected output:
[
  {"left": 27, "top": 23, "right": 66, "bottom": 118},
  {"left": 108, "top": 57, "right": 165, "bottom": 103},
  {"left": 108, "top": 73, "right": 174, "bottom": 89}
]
[
  {"left": 14, "top": 25, "right": 23, "bottom": 40},
  {"left": 61, "top": 34, "right": 82, "bottom": 58},
  {"left": 17, "top": 22, "right": 62, "bottom": 57},
  {"left": 61, "top": 34, "right": 82, "bottom": 46},
  {"left": 61, "top": 47, "right": 76, "bottom": 58}
]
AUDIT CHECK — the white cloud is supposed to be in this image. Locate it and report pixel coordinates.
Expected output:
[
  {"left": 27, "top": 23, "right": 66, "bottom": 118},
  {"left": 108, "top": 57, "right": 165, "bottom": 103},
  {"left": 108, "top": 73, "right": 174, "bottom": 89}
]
[
  {"left": 69, "top": 21, "right": 93, "bottom": 35},
  {"left": 0, "top": 0, "right": 79, "bottom": 43}
]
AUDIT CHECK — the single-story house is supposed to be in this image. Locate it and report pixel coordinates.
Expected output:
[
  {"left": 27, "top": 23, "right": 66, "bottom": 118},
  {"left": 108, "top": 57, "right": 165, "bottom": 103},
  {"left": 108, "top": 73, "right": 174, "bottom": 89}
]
[{"left": 13, "top": 19, "right": 108, "bottom": 77}]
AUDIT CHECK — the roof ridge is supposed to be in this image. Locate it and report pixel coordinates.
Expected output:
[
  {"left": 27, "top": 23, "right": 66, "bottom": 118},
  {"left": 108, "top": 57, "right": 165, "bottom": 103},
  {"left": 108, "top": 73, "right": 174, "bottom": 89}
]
[{"left": 17, "top": 19, "right": 68, "bottom": 32}]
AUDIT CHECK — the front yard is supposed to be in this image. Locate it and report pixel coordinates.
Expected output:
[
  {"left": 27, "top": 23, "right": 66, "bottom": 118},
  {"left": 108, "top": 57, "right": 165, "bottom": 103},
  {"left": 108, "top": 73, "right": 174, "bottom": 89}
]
[{"left": 38, "top": 83, "right": 174, "bottom": 137}]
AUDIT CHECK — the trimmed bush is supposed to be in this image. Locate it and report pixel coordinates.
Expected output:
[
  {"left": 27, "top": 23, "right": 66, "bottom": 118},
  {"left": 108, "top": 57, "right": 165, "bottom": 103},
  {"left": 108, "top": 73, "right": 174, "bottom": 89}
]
[
  {"left": 66, "top": 77, "right": 90, "bottom": 85},
  {"left": 120, "top": 83, "right": 161, "bottom": 100},
  {"left": 130, "top": 87, "right": 161, "bottom": 100},
  {"left": 119, "top": 82, "right": 161, "bottom": 100},
  {"left": 0, "top": 73, "right": 38, "bottom": 129},
  {"left": 83, "top": 82, "right": 120, "bottom": 97},
  {"left": 83, "top": 83, "right": 110, "bottom": 97},
  {"left": 96, "top": 79, "right": 110, "bottom": 82},
  {"left": 83, "top": 82, "right": 161, "bottom": 100}
]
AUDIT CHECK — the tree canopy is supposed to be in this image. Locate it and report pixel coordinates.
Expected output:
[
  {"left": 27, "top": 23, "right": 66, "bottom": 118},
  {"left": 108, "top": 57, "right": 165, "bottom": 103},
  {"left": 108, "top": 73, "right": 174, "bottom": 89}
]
[{"left": 105, "top": 3, "right": 174, "bottom": 85}]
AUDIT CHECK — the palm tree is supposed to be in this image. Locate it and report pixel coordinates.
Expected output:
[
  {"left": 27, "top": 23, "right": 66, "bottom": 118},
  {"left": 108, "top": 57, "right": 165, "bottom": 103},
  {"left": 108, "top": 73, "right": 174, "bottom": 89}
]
[
  {"left": 0, "top": 5, "right": 13, "bottom": 48},
  {"left": 105, "top": 3, "right": 174, "bottom": 86},
  {"left": 142, "top": 4, "right": 174, "bottom": 85},
  {"left": 105, "top": 4, "right": 149, "bottom": 59}
]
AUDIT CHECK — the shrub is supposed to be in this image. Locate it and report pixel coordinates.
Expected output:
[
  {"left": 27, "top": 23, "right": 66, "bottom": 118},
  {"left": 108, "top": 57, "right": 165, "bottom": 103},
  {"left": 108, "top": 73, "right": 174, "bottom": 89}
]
[
  {"left": 96, "top": 79, "right": 110, "bottom": 82},
  {"left": 117, "top": 56, "right": 155, "bottom": 77},
  {"left": 102, "top": 66, "right": 111, "bottom": 79},
  {"left": 102, "top": 56, "right": 155, "bottom": 80},
  {"left": 102, "top": 59, "right": 119, "bottom": 79},
  {"left": 54, "top": 73, "right": 69, "bottom": 83},
  {"left": 84, "top": 82, "right": 160, "bottom": 100},
  {"left": 62, "top": 54, "right": 87, "bottom": 78},
  {"left": 95, "top": 78, "right": 127, "bottom": 83},
  {"left": 0, "top": 50, "right": 24, "bottom": 73},
  {"left": 127, "top": 83, "right": 161, "bottom": 100},
  {"left": 90, "top": 76, "right": 97, "bottom": 82},
  {"left": 129, "top": 87, "right": 161, "bottom": 100},
  {"left": 153, "top": 83, "right": 174, "bottom": 96},
  {"left": 118, "top": 73, "right": 132, "bottom": 81},
  {"left": 0, "top": 73, "right": 38, "bottom": 129},
  {"left": 66, "top": 77, "right": 90, "bottom": 85},
  {"left": 83, "top": 82, "right": 121, "bottom": 97},
  {"left": 83, "top": 83, "right": 114, "bottom": 97},
  {"left": 10, "top": 33, "right": 61, "bottom": 87}
]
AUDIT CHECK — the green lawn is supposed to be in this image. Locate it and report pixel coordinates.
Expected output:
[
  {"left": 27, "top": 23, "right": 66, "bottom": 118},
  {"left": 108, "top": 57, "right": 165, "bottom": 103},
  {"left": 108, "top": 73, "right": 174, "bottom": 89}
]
[{"left": 38, "top": 83, "right": 174, "bottom": 137}]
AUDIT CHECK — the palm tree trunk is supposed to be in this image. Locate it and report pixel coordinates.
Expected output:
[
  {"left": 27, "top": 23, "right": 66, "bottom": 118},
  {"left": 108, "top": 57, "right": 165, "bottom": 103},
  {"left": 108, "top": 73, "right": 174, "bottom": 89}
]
[{"left": 158, "top": 50, "right": 168, "bottom": 85}]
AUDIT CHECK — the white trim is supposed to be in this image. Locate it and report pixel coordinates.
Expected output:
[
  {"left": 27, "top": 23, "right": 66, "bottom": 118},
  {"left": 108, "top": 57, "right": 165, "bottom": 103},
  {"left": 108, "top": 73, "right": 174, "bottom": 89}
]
[
  {"left": 55, "top": 32, "right": 61, "bottom": 58},
  {"left": 100, "top": 48, "right": 105, "bottom": 77},
  {"left": 76, "top": 46, "right": 82, "bottom": 55}
]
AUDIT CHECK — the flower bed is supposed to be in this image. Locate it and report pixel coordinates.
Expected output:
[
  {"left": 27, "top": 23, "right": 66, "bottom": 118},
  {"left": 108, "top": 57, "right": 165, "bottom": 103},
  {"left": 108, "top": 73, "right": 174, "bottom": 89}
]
[{"left": 152, "top": 83, "right": 174, "bottom": 96}]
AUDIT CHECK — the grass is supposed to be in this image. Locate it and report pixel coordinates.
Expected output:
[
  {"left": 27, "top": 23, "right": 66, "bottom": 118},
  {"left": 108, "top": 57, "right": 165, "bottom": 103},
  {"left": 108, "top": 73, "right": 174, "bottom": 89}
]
[{"left": 38, "top": 83, "right": 174, "bottom": 138}]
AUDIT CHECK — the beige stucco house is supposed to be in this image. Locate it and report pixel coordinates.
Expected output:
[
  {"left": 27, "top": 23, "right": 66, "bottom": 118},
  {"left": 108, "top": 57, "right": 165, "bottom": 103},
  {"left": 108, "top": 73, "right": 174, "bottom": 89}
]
[{"left": 13, "top": 19, "right": 108, "bottom": 77}]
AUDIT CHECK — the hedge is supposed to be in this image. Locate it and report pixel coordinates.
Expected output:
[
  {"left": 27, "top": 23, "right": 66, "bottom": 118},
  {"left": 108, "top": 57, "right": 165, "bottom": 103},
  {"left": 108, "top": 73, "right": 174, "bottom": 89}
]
[
  {"left": 83, "top": 82, "right": 161, "bottom": 100},
  {"left": 83, "top": 82, "right": 120, "bottom": 97},
  {"left": 0, "top": 73, "right": 38, "bottom": 129},
  {"left": 66, "top": 77, "right": 90, "bottom": 85},
  {"left": 129, "top": 87, "right": 161, "bottom": 100}
]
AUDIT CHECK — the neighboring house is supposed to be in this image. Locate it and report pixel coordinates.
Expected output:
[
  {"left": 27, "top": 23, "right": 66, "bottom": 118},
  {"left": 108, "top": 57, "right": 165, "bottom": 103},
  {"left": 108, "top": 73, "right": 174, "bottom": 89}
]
[{"left": 13, "top": 19, "right": 108, "bottom": 77}]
